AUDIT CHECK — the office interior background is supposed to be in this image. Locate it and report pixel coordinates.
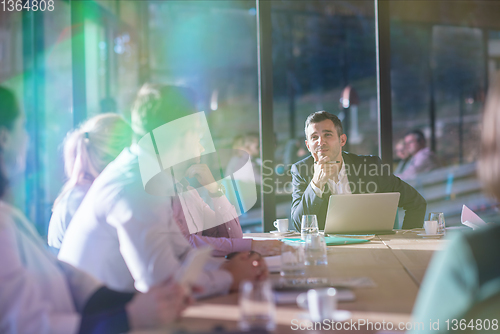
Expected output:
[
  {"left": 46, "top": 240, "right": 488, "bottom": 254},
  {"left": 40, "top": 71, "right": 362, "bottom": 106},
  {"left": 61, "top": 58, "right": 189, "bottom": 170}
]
[{"left": 1, "top": 0, "right": 499, "bottom": 235}]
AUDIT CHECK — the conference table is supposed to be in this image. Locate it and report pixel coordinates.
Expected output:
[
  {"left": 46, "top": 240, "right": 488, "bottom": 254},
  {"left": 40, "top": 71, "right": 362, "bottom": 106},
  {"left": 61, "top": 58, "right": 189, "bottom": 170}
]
[{"left": 168, "top": 230, "right": 448, "bottom": 333}]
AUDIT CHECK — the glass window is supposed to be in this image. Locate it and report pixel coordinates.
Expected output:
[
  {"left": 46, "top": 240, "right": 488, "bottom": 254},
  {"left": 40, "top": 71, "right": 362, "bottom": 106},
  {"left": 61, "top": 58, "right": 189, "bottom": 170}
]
[
  {"left": 148, "top": 0, "right": 261, "bottom": 231},
  {"left": 271, "top": 1, "right": 378, "bottom": 225},
  {"left": 42, "top": 2, "right": 75, "bottom": 234},
  {"left": 390, "top": 1, "right": 499, "bottom": 227},
  {"left": 0, "top": 11, "right": 25, "bottom": 212}
]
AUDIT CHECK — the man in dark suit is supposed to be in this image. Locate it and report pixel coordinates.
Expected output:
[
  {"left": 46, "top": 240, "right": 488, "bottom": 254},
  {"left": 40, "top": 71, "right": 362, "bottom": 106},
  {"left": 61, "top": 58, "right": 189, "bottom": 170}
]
[{"left": 291, "top": 111, "right": 426, "bottom": 231}]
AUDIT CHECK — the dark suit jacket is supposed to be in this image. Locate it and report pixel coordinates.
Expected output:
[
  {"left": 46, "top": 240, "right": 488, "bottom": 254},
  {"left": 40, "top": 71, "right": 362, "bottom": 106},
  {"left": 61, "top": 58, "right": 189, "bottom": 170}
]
[{"left": 291, "top": 152, "right": 426, "bottom": 230}]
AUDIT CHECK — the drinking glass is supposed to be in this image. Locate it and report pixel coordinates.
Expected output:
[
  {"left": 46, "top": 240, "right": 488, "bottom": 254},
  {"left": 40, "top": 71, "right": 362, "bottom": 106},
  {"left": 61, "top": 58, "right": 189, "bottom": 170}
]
[
  {"left": 304, "top": 234, "right": 328, "bottom": 266},
  {"left": 280, "top": 243, "right": 306, "bottom": 277},
  {"left": 296, "top": 288, "right": 337, "bottom": 322},
  {"left": 423, "top": 221, "right": 438, "bottom": 235},
  {"left": 239, "top": 280, "right": 276, "bottom": 331},
  {"left": 301, "top": 215, "right": 319, "bottom": 240},
  {"left": 428, "top": 212, "right": 445, "bottom": 234}
]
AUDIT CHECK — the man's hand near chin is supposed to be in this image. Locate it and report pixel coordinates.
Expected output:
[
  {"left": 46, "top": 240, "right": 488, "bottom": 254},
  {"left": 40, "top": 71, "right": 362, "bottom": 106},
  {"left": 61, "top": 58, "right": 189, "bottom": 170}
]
[
  {"left": 220, "top": 251, "right": 268, "bottom": 292},
  {"left": 311, "top": 151, "right": 341, "bottom": 190}
]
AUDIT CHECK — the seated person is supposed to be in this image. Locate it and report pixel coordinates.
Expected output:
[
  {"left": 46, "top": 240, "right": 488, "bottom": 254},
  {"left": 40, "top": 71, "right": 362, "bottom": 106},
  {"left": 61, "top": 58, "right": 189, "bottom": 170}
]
[
  {"left": 225, "top": 135, "right": 244, "bottom": 175},
  {"left": 393, "top": 138, "right": 409, "bottom": 175},
  {"left": 226, "top": 133, "right": 262, "bottom": 186},
  {"left": 225, "top": 133, "right": 263, "bottom": 210},
  {"left": 291, "top": 111, "right": 426, "bottom": 230},
  {"left": 0, "top": 86, "right": 189, "bottom": 334},
  {"left": 48, "top": 113, "right": 133, "bottom": 251},
  {"left": 410, "top": 75, "right": 500, "bottom": 333},
  {"left": 283, "top": 137, "right": 309, "bottom": 171},
  {"left": 410, "top": 225, "right": 500, "bottom": 334},
  {"left": 137, "top": 87, "right": 279, "bottom": 257},
  {"left": 169, "top": 135, "right": 280, "bottom": 256},
  {"left": 396, "top": 129, "right": 440, "bottom": 180},
  {"left": 58, "top": 84, "right": 268, "bottom": 296}
]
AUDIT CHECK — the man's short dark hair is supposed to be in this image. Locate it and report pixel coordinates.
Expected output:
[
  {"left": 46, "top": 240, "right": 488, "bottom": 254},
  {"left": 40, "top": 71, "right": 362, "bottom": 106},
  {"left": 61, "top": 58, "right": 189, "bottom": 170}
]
[
  {"left": 304, "top": 111, "right": 343, "bottom": 138},
  {"left": 131, "top": 83, "right": 197, "bottom": 139},
  {"left": 405, "top": 129, "right": 426, "bottom": 146}
]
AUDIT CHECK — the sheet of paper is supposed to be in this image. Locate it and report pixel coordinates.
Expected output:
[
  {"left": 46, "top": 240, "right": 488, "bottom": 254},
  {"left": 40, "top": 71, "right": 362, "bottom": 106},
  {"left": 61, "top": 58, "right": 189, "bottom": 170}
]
[
  {"left": 243, "top": 236, "right": 282, "bottom": 241},
  {"left": 264, "top": 255, "right": 281, "bottom": 273},
  {"left": 274, "top": 288, "right": 355, "bottom": 305},
  {"left": 461, "top": 205, "right": 487, "bottom": 230},
  {"left": 326, "top": 276, "right": 377, "bottom": 288},
  {"left": 283, "top": 236, "right": 369, "bottom": 246},
  {"left": 274, "top": 276, "right": 376, "bottom": 289}
]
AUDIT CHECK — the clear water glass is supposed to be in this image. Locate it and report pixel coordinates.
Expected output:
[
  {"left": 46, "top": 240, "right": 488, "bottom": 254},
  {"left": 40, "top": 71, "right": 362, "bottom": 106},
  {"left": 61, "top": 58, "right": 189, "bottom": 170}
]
[
  {"left": 428, "top": 212, "right": 445, "bottom": 234},
  {"left": 239, "top": 280, "right": 276, "bottom": 331},
  {"left": 280, "top": 243, "right": 306, "bottom": 277},
  {"left": 301, "top": 215, "right": 319, "bottom": 240},
  {"left": 304, "top": 234, "right": 328, "bottom": 266},
  {"left": 297, "top": 288, "right": 338, "bottom": 322}
]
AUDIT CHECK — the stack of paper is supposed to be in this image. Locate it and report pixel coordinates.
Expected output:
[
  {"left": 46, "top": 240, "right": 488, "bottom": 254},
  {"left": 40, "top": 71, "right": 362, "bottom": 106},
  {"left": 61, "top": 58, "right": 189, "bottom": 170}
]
[{"left": 461, "top": 205, "right": 488, "bottom": 230}]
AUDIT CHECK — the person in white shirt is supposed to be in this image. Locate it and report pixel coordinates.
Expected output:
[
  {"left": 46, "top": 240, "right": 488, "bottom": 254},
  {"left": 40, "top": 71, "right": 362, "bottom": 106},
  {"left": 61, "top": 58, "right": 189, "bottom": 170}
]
[
  {"left": 48, "top": 113, "right": 133, "bottom": 251},
  {"left": 0, "top": 86, "right": 192, "bottom": 334},
  {"left": 58, "top": 84, "right": 268, "bottom": 296}
]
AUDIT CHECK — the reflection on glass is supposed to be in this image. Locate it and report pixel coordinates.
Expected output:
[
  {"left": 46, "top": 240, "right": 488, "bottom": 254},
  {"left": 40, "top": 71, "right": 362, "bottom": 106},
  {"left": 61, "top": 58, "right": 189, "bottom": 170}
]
[
  {"left": 390, "top": 2, "right": 500, "bottom": 227},
  {"left": 271, "top": 1, "right": 378, "bottom": 229},
  {"left": 148, "top": 0, "right": 261, "bottom": 230}
]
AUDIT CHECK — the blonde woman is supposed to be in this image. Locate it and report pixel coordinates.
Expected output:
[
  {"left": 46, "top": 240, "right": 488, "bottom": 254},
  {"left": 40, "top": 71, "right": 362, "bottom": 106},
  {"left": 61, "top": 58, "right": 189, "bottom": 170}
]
[
  {"left": 0, "top": 87, "right": 190, "bottom": 334},
  {"left": 48, "top": 113, "right": 132, "bottom": 250}
]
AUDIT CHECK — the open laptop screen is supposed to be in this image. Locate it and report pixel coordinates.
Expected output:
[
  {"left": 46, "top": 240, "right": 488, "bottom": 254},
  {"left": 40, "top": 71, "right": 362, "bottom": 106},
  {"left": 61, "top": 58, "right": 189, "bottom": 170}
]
[{"left": 324, "top": 192, "right": 400, "bottom": 235}]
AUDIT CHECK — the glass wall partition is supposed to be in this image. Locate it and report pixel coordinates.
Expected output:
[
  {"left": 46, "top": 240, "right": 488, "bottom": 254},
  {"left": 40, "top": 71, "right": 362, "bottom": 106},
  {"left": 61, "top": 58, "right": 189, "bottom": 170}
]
[
  {"left": 0, "top": 11, "right": 26, "bottom": 214},
  {"left": 6, "top": 0, "right": 500, "bottom": 235},
  {"left": 270, "top": 1, "right": 379, "bottom": 225},
  {"left": 390, "top": 1, "right": 500, "bottom": 227},
  {"left": 40, "top": 2, "right": 74, "bottom": 235},
  {"left": 0, "top": 2, "right": 141, "bottom": 235},
  {"left": 148, "top": 0, "right": 261, "bottom": 231}
]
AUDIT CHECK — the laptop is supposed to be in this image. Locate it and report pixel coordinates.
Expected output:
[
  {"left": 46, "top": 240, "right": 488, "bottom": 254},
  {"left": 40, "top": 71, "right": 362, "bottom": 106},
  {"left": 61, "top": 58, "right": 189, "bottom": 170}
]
[{"left": 324, "top": 192, "right": 400, "bottom": 235}]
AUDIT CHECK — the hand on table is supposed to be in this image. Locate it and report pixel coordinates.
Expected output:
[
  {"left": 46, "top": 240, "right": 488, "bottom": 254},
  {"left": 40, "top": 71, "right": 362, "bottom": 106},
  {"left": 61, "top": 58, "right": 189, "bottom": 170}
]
[{"left": 221, "top": 251, "right": 268, "bottom": 292}]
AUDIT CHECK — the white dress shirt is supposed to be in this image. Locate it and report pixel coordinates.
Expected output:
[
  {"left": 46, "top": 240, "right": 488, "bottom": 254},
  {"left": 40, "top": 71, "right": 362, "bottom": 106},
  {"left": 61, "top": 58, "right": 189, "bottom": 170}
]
[
  {"left": 310, "top": 161, "right": 352, "bottom": 198},
  {"left": 0, "top": 201, "right": 101, "bottom": 334},
  {"left": 58, "top": 146, "right": 232, "bottom": 296}
]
